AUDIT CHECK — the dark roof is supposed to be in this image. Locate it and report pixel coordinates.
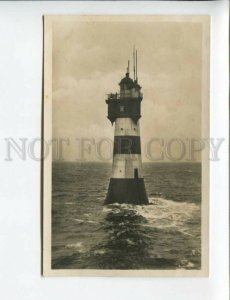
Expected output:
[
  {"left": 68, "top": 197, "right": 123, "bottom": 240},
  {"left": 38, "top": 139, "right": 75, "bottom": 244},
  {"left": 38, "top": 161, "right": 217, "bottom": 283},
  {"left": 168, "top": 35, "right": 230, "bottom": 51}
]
[{"left": 119, "top": 73, "right": 134, "bottom": 88}]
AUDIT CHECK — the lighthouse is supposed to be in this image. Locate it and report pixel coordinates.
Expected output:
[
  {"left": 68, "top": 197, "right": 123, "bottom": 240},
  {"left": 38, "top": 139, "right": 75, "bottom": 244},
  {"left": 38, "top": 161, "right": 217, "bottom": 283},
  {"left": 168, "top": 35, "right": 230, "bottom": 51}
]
[{"left": 105, "top": 49, "right": 149, "bottom": 205}]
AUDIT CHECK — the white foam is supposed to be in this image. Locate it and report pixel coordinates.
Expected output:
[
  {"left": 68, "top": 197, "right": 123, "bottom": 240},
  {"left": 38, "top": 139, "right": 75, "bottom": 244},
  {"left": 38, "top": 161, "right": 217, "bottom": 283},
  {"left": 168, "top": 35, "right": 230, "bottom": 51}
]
[
  {"left": 85, "top": 220, "right": 98, "bottom": 224},
  {"left": 135, "top": 197, "right": 200, "bottom": 234},
  {"left": 65, "top": 242, "right": 84, "bottom": 251},
  {"left": 83, "top": 213, "right": 91, "bottom": 217},
  {"left": 103, "top": 197, "right": 200, "bottom": 236},
  {"left": 73, "top": 218, "right": 84, "bottom": 224}
]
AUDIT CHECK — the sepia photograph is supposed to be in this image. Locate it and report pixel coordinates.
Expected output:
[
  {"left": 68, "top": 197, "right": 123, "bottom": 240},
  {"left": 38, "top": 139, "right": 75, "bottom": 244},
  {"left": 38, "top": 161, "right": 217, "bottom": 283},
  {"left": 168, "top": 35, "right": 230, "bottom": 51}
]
[{"left": 43, "top": 15, "right": 210, "bottom": 276}]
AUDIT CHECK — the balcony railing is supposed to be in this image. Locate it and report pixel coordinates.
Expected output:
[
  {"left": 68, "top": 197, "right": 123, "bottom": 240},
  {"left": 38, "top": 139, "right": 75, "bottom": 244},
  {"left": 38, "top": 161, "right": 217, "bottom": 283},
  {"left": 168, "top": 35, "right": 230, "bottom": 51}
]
[{"left": 106, "top": 92, "right": 143, "bottom": 100}]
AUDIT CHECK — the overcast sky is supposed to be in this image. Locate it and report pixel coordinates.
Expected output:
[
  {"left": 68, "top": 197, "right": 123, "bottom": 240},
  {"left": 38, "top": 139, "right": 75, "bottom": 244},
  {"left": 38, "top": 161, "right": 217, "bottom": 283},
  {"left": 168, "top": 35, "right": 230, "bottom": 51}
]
[{"left": 52, "top": 16, "right": 205, "bottom": 162}]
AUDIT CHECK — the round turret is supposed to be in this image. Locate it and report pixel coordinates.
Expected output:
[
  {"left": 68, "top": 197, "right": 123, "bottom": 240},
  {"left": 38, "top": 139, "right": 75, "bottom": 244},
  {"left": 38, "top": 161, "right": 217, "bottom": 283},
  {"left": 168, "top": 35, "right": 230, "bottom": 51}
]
[{"left": 119, "top": 73, "right": 134, "bottom": 91}]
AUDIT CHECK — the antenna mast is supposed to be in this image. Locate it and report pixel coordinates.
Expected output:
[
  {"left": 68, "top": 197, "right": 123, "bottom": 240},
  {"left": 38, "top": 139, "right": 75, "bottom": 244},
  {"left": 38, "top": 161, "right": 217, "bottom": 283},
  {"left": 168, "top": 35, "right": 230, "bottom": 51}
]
[
  {"left": 133, "top": 45, "right": 135, "bottom": 81},
  {"left": 136, "top": 49, "right": 138, "bottom": 83}
]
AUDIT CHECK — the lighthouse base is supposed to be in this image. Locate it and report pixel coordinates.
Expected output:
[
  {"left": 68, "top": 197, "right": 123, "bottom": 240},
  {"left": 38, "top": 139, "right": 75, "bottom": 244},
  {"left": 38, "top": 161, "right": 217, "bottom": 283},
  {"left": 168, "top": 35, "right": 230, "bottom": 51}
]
[{"left": 105, "top": 178, "right": 149, "bottom": 205}]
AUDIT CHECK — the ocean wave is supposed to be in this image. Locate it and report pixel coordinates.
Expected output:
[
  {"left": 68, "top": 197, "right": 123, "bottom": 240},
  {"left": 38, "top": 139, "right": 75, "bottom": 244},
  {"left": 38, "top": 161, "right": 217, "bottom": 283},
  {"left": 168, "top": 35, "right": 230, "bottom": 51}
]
[
  {"left": 103, "top": 197, "right": 200, "bottom": 235},
  {"left": 65, "top": 242, "right": 84, "bottom": 253},
  {"left": 73, "top": 218, "right": 98, "bottom": 225},
  {"left": 73, "top": 218, "right": 85, "bottom": 224}
]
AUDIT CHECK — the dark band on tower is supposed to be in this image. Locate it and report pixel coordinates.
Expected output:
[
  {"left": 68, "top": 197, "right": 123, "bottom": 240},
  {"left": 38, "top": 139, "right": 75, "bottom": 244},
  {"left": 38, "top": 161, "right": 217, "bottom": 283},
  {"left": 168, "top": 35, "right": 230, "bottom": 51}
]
[{"left": 105, "top": 48, "right": 149, "bottom": 205}]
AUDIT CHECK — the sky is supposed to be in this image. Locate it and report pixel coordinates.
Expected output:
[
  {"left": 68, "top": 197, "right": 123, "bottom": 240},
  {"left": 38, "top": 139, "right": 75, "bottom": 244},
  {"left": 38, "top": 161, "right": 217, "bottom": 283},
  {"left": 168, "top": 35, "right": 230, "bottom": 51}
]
[{"left": 52, "top": 16, "right": 206, "bottom": 162}]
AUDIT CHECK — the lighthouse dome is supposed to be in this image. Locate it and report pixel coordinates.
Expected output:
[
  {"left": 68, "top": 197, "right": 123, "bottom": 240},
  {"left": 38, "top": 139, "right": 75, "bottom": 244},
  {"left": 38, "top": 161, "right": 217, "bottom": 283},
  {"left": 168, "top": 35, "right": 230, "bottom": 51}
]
[{"left": 119, "top": 73, "right": 134, "bottom": 90}]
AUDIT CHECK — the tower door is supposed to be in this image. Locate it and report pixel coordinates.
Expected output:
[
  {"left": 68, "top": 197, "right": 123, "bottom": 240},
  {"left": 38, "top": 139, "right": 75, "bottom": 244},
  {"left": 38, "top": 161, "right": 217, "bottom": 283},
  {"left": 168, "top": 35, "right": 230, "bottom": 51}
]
[{"left": 134, "top": 168, "right": 139, "bottom": 179}]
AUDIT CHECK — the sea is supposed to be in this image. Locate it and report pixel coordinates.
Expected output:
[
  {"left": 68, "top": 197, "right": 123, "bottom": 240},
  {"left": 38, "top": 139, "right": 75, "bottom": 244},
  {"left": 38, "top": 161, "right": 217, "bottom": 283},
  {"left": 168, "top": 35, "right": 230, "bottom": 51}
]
[{"left": 52, "top": 162, "right": 201, "bottom": 270}]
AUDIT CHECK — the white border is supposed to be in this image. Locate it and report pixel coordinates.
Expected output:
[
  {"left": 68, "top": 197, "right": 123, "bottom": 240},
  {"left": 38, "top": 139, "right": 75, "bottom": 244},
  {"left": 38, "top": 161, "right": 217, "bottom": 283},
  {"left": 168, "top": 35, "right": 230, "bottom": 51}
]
[{"left": 0, "top": 1, "right": 228, "bottom": 299}]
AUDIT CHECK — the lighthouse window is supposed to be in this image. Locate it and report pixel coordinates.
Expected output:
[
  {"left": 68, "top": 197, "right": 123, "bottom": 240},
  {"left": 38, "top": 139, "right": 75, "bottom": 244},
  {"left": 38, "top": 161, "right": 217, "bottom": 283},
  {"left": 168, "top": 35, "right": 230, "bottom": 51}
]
[
  {"left": 134, "top": 168, "right": 139, "bottom": 179},
  {"left": 121, "top": 128, "right": 123, "bottom": 131},
  {"left": 120, "top": 106, "right": 124, "bottom": 112}
]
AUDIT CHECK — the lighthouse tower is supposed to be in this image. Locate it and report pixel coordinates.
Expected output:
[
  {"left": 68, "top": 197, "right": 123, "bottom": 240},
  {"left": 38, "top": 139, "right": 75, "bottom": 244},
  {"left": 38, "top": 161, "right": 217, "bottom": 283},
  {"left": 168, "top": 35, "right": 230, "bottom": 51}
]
[{"left": 105, "top": 50, "right": 148, "bottom": 205}]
